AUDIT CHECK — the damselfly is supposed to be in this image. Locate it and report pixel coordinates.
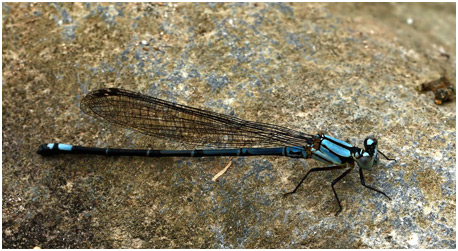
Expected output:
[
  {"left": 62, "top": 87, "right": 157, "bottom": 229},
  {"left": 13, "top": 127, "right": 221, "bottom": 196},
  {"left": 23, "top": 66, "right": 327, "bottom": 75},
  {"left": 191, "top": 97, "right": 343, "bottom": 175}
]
[{"left": 38, "top": 88, "right": 396, "bottom": 215}]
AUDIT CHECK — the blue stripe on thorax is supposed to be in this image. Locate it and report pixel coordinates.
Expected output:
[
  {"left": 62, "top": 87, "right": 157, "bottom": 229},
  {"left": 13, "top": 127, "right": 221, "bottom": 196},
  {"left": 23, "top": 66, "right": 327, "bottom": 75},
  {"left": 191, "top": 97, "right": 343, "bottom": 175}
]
[
  {"left": 311, "top": 148, "right": 340, "bottom": 164},
  {"left": 317, "top": 144, "right": 344, "bottom": 164},
  {"left": 323, "top": 135, "right": 353, "bottom": 148},
  {"left": 321, "top": 139, "right": 351, "bottom": 158}
]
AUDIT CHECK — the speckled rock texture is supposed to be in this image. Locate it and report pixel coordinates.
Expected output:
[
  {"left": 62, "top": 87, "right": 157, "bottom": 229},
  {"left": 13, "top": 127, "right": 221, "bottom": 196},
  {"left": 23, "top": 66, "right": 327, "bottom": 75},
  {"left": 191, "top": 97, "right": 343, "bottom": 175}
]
[{"left": 2, "top": 2, "right": 455, "bottom": 248}]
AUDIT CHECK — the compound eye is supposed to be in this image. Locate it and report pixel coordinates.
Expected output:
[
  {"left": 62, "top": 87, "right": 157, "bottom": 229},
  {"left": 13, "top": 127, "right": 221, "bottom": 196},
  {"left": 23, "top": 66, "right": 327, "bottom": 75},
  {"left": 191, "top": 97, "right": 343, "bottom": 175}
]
[
  {"left": 359, "top": 157, "right": 369, "bottom": 165},
  {"left": 358, "top": 153, "right": 375, "bottom": 170}
]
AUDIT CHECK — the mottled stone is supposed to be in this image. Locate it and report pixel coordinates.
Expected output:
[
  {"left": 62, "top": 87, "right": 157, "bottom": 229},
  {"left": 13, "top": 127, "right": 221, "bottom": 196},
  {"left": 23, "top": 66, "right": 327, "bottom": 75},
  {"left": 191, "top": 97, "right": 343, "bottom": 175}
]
[{"left": 2, "top": 2, "right": 455, "bottom": 248}]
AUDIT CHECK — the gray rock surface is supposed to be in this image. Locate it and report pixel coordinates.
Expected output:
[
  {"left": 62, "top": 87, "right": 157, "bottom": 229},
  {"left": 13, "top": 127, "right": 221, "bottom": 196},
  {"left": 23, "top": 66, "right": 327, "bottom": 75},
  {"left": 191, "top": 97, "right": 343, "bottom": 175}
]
[{"left": 2, "top": 2, "right": 455, "bottom": 248}]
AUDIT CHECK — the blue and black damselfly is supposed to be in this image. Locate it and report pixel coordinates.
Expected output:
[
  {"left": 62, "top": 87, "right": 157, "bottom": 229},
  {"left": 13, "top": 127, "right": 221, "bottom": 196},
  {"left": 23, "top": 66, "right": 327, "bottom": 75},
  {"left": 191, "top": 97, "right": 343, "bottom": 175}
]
[{"left": 38, "top": 88, "right": 396, "bottom": 215}]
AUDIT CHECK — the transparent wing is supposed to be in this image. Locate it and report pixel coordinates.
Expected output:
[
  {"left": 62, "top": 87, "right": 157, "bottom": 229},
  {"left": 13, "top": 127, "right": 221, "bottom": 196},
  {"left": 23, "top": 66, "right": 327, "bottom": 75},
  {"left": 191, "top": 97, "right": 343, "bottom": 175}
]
[{"left": 80, "top": 88, "right": 313, "bottom": 148}]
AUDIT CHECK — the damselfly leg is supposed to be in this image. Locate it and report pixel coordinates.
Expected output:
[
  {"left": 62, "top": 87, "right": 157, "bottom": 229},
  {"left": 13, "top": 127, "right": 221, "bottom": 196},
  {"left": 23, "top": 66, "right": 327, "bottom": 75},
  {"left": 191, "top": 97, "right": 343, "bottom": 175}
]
[
  {"left": 330, "top": 164, "right": 355, "bottom": 216},
  {"left": 358, "top": 167, "right": 391, "bottom": 200},
  {"left": 283, "top": 164, "right": 346, "bottom": 196},
  {"left": 284, "top": 164, "right": 357, "bottom": 215},
  {"left": 378, "top": 150, "right": 396, "bottom": 161}
]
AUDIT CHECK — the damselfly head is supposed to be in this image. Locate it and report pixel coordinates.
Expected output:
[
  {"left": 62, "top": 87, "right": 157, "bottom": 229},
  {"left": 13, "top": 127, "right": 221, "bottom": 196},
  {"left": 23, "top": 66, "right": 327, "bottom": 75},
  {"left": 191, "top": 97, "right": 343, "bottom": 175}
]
[
  {"left": 357, "top": 137, "right": 379, "bottom": 170},
  {"left": 363, "top": 137, "right": 378, "bottom": 155}
]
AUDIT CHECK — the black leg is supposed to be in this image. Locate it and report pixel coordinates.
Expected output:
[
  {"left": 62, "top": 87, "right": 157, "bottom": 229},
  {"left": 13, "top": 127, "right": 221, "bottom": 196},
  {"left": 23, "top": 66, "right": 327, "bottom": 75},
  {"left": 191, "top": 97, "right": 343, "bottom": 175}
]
[
  {"left": 378, "top": 150, "right": 396, "bottom": 162},
  {"left": 330, "top": 165, "right": 354, "bottom": 216},
  {"left": 359, "top": 167, "right": 391, "bottom": 200},
  {"left": 283, "top": 164, "right": 346, "bottom": 197}
]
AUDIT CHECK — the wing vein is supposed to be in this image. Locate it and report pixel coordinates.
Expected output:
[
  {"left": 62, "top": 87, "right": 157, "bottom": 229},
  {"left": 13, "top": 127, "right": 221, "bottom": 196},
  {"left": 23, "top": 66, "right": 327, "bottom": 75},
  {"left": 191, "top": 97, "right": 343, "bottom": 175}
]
[{"left": 80, "top": 88, "right": 313, "bottom": 148}]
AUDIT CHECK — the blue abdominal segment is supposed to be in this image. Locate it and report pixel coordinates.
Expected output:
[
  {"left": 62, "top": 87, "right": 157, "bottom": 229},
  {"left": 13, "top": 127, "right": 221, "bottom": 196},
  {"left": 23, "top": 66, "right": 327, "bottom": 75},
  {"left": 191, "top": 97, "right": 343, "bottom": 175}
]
[
  {"left": 57, "top": 143, "right": 73, "bottom": 151},
  {"left": 46, "top": 143, "right": 72, "bottom": 151}
]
